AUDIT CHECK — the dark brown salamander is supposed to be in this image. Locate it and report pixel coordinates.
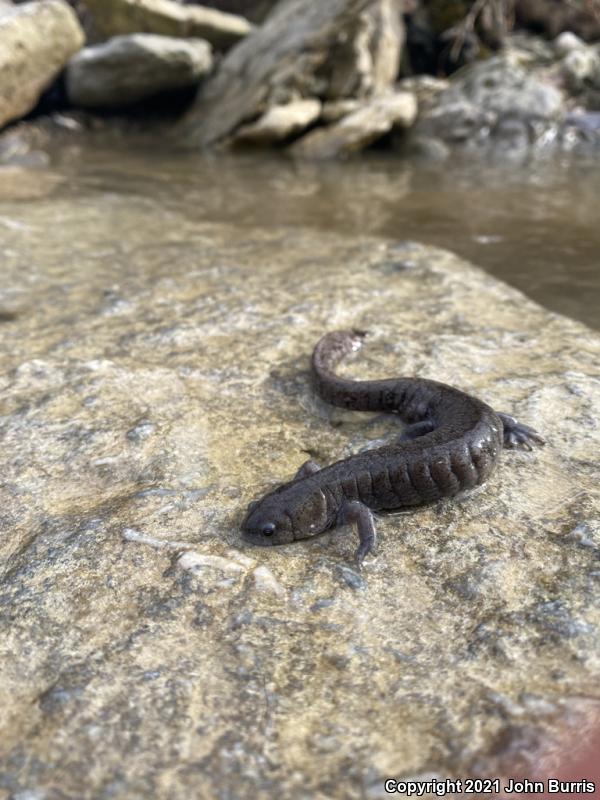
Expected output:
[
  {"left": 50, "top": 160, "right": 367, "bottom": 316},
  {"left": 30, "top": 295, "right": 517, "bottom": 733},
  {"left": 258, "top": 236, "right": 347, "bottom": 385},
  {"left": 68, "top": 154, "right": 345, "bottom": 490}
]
[{"left": 241, "top": 331, "right": 545, "bottom": 566}]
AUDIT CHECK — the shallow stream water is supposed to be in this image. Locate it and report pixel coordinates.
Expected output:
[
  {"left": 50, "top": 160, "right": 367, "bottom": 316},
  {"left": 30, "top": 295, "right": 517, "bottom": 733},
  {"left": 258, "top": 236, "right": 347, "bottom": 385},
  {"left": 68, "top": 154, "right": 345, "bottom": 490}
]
[{"left": 1, "top": 141, "right": 598, "bottom": 329}]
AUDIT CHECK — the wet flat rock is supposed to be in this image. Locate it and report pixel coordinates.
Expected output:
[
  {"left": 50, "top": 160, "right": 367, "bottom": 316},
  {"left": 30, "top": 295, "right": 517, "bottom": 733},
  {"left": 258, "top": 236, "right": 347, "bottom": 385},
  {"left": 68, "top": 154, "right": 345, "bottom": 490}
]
[{"left": 0, "top": 190, "right": 599, "bottom": 798}]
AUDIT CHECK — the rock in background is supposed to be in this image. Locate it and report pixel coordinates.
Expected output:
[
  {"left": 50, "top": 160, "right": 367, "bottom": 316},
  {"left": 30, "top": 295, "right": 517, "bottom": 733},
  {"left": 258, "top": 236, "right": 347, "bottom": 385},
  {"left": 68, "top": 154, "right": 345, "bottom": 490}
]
[
  {"left": 0, "top": 0, "right": 84, "bottom": 130},
  {"left": 556, "top": 31, "right": 600, "bottom": 112},
  {"left": 291, "top": 90, "right": 417, "bottom": 158},
  {"left": 515, "top": 0, "right": 600, "bottom": 42},
  {"left": 181, "top": 0, "right": 407, "bottom": 148},
  {"left": 233, "top": 98, "right": 322, "bottom": 145},
  {"left": 81, "top": 0, "right": 253, "bottom": 50},
  {"left": 181, "top": 0, "right": 279, "bottom": 24},
  {"left": 66, "top": 34, "right": 213, "bottom": 107},
  {"left": 408, "top": 45, "right": 567, "bottom": 157}
]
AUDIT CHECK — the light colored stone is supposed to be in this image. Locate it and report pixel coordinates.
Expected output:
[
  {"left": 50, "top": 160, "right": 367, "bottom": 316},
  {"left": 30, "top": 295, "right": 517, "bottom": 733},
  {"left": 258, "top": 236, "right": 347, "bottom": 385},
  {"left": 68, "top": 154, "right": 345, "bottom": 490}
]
[
  {"left": 561, "top": 47, "right": 600, "bottom": 93},
  {"left": 66, "top": 33, "right": 213, "bottom": 108},
  {"left": 233, "top": 98, "right": 322, "bottom": 144},
  {"left": 1, "top": 189, "right": 600, "bottom": 795},
  {"left": 252, "top": 565, "right": 287, "bottom": 598},
  {"left": 177, "top": 551, "right": 248, "bottom": 574},
  {"left": 180, "top": 0, "right": 378, "bottom": 147},
  {"left": 82, "top": 0, "right": 253, "bottom": 50},
  {"left": 325, "top": 0, "right": 405, "bottom": 99},
  {"left": 321, "top": 98, "right": 362, "bottom": 123},
  {"left": 0, "top": 0, "right": 84, "bottom": 129},
  {"left": 554, "top": 30, "right": 587, "bottom": 57},
  {"left": 367, "top": 0, "right": 405, "bottom": 94},
  {"left": 291, "top": 91, "right": 417, "bottom": 159},
  {"left": 0, "top": 0, "right": 13, "bottom": 18}
]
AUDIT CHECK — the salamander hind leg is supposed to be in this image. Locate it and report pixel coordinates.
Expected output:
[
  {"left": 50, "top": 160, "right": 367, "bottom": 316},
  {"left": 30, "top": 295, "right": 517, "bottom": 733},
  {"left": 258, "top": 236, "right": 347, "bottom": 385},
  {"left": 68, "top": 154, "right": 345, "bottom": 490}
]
[
  {"left": 497, "top": 412, "right": 545, "bottom": 450},
  {"left": 339, "top": 500, "right": 377, "bottom": 569},
  {"left": 399, "top": 419, "right": 435, "bottom": 441}
]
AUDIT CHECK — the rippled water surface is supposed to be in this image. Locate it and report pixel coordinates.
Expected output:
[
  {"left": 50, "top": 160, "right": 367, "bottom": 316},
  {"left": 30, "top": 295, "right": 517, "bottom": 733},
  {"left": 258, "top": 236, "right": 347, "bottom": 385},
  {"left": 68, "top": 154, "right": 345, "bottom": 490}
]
[{"left": 1, "top": 140, "right": 598, "bottom": 328}]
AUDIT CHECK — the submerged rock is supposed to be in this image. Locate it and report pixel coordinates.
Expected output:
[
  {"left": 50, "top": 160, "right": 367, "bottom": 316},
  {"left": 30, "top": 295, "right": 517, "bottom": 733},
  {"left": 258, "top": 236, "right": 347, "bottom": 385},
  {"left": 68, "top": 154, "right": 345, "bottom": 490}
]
[
  {"left": 0, "top": 0, "right": 84, "bottom": 130},
  {"left": 66, "top": 34, "right": 213, "bottom": 108},
  {"left": 83, "top": 0, "right": 253, "bottom": 50},
  {"left": 181, "top": 0, "right": 407, "bottom": 147},
  {"left": 1, "top": 181, "right": 599, "bottom": 795},
  {"left": 291, "top": 90, "right": 417, "bottom": 159}
]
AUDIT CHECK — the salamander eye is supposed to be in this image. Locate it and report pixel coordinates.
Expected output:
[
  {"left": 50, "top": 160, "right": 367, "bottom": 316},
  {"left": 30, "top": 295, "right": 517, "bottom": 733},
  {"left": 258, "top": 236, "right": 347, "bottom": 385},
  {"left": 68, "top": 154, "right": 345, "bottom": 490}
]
[{"left": 262, "top": 523, "right": 276, "bottom": 537}]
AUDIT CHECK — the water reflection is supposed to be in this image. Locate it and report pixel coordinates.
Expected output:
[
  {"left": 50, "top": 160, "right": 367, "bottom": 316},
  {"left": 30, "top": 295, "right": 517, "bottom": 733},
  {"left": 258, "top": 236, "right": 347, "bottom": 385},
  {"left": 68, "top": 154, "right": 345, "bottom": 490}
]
[{"left": 2, "top": 142, "right": 598, "bottom": 328}]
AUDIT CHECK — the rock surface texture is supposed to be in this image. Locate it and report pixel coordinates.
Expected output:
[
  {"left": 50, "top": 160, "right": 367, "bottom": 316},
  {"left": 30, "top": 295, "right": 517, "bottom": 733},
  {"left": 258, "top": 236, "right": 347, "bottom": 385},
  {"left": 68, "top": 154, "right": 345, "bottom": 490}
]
[
  {"left": 66, "top": 34, "right": 213, "bottom": 108},
  {"left": 180, "top": 0, "right": 406, "bottom": 147},
  {"left": 0, "top": 0, "right": 84, "bottom": 129},
  {"left": 82, "top": 0, "right": 253, "bottom": 50},
  {"left": 1, "top": 180, "right": 600, "bottom": 797}
]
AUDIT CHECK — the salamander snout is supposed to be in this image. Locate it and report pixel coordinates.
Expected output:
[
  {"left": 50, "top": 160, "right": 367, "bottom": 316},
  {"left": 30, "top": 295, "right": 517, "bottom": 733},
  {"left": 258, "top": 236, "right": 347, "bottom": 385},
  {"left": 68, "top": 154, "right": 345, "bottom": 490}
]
[{"left": 241, "top": 498, "right": 294, "bottom": 547}]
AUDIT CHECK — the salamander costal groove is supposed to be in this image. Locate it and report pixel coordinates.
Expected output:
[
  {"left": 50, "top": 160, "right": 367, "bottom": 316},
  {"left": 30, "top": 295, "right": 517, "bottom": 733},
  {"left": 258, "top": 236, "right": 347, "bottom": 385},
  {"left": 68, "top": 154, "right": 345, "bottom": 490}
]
[{"left": 241, "top": 331, "right": 545, "bottom": 568}]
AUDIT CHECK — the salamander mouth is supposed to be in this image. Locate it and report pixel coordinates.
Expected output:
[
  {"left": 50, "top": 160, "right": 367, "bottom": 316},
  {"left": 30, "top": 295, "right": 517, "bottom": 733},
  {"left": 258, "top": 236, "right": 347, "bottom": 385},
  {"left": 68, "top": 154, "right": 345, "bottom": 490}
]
[{"left": 241, "top": 528, "right": 277, "bottom": 547}]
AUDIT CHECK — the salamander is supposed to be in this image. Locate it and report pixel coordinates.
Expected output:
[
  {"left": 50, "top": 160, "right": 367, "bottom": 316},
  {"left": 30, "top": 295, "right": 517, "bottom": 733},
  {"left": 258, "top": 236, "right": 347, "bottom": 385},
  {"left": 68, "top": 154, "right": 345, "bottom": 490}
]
[{"left": 241, "top": 330, "right": 545, "bottom": 566}]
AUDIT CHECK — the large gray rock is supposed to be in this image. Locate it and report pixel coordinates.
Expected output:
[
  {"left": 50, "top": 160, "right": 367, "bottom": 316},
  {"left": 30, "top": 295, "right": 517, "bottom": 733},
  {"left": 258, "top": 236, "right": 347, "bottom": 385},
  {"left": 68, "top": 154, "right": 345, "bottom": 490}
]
[
  {"left": 82, "top": 0, "right": 253, "bottom": 50},
  {"left": 66, "top": 34, "right": 213, "bottom": 108},
  {"left": 1, "top": 176, "right": 599, "bottom": 796},
  {"left": 291, "top": 91, "right": 417, "bottom": 159},
  {"left": 0, "top": 0, "right": 84, "bottom": 130},
  {"left": 180, "top": 0, "right": 407, "bottom": 147},
  {"left": 413, "top": 53, "right": 566, "bottom": 154}
]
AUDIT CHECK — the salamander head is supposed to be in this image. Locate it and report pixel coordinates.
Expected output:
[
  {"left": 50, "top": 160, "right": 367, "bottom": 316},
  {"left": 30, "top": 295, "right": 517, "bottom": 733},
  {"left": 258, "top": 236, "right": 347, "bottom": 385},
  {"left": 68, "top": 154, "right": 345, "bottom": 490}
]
[
  {"left": 241, "top": 482, "right": 330, "bottom": 547},
  {"left": 241, "top": 495, "right": 295, "bottom": 546}
]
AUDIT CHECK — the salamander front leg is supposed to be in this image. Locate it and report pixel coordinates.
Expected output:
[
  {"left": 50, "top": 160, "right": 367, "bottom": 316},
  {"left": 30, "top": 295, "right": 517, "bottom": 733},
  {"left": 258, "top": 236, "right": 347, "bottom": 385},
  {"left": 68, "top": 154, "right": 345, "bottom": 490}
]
[
  {"left": 340, "top": 500, "right": 377, "bottom": 568},
  {"left": 294, "top": 459, "right": 322, "bottom": 479},
  {"left": 497, "top": 412, "right": 545, "bottom": 450}
]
